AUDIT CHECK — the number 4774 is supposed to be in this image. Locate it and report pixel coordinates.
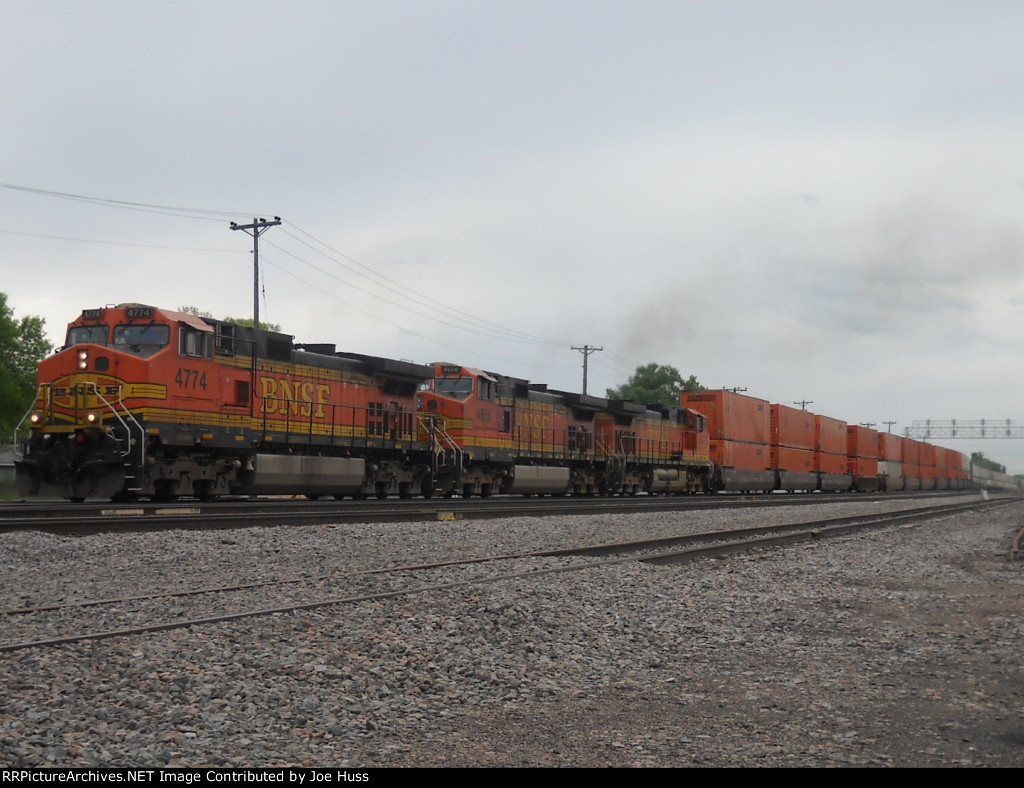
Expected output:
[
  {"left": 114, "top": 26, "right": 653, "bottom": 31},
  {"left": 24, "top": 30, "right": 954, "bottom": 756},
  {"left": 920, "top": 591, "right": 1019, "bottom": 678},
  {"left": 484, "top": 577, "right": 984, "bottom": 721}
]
[{"left": 175, "top": 368, "right": 207, "bottom": 389}]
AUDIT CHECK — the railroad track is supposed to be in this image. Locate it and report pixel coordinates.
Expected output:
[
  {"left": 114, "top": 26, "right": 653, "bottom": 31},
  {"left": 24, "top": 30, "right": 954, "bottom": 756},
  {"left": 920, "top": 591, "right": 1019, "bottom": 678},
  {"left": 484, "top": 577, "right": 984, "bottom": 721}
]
[
  {"left": 2, "top": 496, "right": 1009, "bottom": 654},
  {"left": 0, "top": 488, "right": 988, "bottom": 534}
]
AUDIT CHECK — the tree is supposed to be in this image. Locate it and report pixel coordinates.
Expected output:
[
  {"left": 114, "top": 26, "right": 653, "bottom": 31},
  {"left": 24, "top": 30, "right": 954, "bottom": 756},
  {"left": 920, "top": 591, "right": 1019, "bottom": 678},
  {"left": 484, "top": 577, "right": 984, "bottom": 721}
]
[
  {"left": 606, "top": 363, "right": 704, "bottom": 406},
  {"left": 178, "top": 306, "right": 282, "bottom": 333},
  {"left": 222, "top": 316, "right": 283, "bottom": 333},
  {"left": 0, "top": 293, "right": 53, "bottom": 439},
  {"left": 971, "top": 452, "right": 1006, "bottom": 474}
]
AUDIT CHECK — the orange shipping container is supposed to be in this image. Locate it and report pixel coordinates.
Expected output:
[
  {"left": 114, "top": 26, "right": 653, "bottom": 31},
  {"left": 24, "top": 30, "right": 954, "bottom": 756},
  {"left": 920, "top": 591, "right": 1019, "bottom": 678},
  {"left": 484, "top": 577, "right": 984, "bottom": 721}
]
[
  {"left": 848, "top": 455, "right": 878, "bottom": 477},
  {"left": 771, "top": 404, "right": 815, "bottom": 450},
  {"left": 710, "top": 439, "right": 771, "bottom": 470},
  {"left": 815, "top": 451, "right": 848, "bottom": 475},
  {"left": 902, "top": 439, "right": 921, "bottom": 466},
  {"left": 815, "top": 415, "right": 847, "bottom": 455},
  {"left": 847, "top": 425, "right": 879, "bottom": 459},
  {"left": 772, "top": 446, "right": 815, "bottom": 473},
  {"left": 683, "top": 390, "right": 770, "bottom": 444},
  {"left": 877, "top": 433, "right": 902, "bottom": 462}
]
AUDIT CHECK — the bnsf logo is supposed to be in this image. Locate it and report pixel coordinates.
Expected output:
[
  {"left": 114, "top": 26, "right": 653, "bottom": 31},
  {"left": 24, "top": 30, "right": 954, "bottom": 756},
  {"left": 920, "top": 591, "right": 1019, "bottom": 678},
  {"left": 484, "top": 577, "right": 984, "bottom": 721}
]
[{"left": 260, "top": 377, "right": 332, "bottom": 418}]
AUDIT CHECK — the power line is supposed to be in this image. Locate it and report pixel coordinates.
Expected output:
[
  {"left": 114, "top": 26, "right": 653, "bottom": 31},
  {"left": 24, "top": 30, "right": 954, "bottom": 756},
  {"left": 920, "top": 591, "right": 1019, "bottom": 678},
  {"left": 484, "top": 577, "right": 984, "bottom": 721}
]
[
  {"left": 2, "top": 182, "right": 645, "bottom": 381},
  {"left": 0, "top": 182, "right": 262, "bottom": 222},
  {"left": 0, "top": 227, "right": 239, "bottom": 252},
  {"left": 278, "top": 222, "right": 568, "bottom": 347}
]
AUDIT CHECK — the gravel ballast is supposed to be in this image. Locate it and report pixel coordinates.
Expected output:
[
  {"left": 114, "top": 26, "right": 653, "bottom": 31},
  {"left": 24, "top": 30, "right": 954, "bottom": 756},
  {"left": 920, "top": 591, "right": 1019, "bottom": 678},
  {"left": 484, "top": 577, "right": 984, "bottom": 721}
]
[{"left": 2, "top": 495, "right": 1022, "bottom": 767}]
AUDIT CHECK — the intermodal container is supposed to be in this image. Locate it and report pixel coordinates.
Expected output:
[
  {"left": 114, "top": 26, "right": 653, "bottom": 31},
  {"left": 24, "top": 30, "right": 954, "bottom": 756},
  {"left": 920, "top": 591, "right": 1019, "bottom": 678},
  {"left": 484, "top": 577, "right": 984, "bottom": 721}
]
[
  {"left": 815, "top": 415, "right": 847, "bottom": 455},
  {"left": 770, "top": 404, "right": 815, "bottom": 450},
  {"left": 771, "top": 446, "right": 815, "bottom": 473},
  {"left": 683, "top": 390, "right": 770, "bottom": 444},
  {"left": 815, "top": 451, "right": 848, "bottom": 475},
  {"left": 848, "top": 455, "right": 879, "bottom": 478},
  {"left": 878, "top": 460, "right": 906, "bottom": 491},
  {"left": 877, "top": 433, "right": 902, "bottom": 462},
  {"left": 711, "top": 439, "right": 771, "bottom": 470},
  {"left": 902, "top": 439, "right": 921, "bottom": 467},
  {"left": 847, "top": 425, "right": 879, "bottom": 459}
]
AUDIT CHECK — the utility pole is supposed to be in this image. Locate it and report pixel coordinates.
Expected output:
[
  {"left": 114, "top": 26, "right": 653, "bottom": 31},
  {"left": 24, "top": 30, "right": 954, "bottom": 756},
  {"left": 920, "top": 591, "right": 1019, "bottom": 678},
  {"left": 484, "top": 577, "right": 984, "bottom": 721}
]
[
  {"left": 571, "top": 345, "right": 602, "bottom": 395},
  {"left": 793, "top": 400, "right": 813, "bottom": 411},
  {"left": 883, "top": 420, "right": 897, "bottom": 433},
  {"left": 231, "top": 217, "right": 281, "bottom": 419},
  {"left": 230, "top": 217, "right": 281, "bottom": 332}
]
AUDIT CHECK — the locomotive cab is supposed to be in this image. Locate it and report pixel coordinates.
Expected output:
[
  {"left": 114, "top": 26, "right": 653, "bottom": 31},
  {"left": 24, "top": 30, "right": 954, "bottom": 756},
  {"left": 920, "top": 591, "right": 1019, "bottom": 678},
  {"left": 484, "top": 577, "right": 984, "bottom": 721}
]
[{"left": 15, "top": 304, "right": 225, "bottom": 501}]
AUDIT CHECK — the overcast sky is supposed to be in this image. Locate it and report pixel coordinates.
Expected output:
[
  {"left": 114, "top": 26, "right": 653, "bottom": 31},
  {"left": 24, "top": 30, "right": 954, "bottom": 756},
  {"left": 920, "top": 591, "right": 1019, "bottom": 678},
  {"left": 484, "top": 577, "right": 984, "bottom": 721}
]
[{"left": 3, "top": 0, "right": 1024, "bottom": 471}]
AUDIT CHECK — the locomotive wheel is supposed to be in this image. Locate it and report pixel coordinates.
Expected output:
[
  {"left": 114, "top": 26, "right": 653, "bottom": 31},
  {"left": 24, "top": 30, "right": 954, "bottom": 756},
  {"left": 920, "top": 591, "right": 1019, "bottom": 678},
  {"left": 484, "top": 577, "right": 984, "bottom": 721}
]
[
  {"left": 153, "top": 480, "right": 178, "bottom": 503},
  {"left": 195, "top": 480, "right": 218, "bottom": 502}
]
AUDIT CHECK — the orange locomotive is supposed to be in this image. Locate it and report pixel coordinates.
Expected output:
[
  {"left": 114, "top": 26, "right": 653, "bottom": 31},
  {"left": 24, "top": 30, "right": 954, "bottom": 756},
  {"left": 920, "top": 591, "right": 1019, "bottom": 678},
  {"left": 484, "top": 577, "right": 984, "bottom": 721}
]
[
  {"left": 417, "top": 363, "right": 712, "bottom": 497},
  {"left": 15, "top": 304, "right": 435, "bottom": 501}
]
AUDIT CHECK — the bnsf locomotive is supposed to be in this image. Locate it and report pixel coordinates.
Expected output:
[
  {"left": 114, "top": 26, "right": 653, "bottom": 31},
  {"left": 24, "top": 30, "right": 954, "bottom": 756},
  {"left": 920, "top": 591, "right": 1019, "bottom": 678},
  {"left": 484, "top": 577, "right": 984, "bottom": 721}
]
[{"left": 14, "top": 304, "right": 713, "bottom": 501}]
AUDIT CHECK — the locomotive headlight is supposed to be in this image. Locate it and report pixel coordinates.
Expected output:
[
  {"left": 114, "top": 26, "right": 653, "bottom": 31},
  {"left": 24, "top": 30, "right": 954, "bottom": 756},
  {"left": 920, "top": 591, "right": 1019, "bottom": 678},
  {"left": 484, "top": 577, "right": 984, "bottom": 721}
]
[
  {"left": 29, "top": 412, "right": 41, "bottom": 424},
  {"left": 85, "top": 411, "right": 99, "bottom": 424},
  {"left": 77, "top": 350, "right": 89, "bottom": 369}
]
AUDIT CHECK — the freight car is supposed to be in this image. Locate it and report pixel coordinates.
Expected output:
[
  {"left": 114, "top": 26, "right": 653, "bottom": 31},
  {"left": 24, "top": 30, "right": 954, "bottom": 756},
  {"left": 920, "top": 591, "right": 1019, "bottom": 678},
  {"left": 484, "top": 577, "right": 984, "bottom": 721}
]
[
  {"left": 970, "top": 463, "right": 1022, "bottom": 493},
  {"left": 681, "top": 389, "right": 976, "bottom": 494}
]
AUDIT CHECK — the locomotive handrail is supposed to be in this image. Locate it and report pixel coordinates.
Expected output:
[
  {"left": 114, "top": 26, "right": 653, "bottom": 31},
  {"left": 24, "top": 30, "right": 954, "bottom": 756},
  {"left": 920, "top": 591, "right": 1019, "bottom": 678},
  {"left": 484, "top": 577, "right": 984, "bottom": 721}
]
[
  {"left": 418, "top": 415, "right": 463, "bottom": 476},
  {"left": 87, "top": 383, "right": 146, "bottom": 467}
]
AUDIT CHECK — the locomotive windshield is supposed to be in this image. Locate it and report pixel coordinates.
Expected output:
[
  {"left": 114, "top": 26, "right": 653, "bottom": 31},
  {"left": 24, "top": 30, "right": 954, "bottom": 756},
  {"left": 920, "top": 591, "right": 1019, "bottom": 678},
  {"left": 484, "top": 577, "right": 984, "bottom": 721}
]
[
  {"left": 112, "top": 324, "right": 170, "bottom": 356},
  {"left": 434, "top": 376, "right": 474, "bottom": 400},
  {"left": 67, "top": 325, "right": 110, "bottom": 346}
]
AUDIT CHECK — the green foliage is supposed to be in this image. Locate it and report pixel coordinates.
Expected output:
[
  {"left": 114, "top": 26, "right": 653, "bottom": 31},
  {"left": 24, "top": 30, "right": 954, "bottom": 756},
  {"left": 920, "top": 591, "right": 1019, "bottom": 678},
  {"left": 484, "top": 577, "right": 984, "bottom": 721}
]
[
  {"left": 971, "top": 452, "right": 1006, "bottom": 474},
  {"left": 606, "top": 363, "right": 704, "bottom": 406},
  {"left": 0, "top": 293, "right": 53, "bottom": 439},
  {"left": 178, "top": 306, "right": 214, "bottom": 319},
  {"left": 179, "top": 305, "right": 282, "bottom": 333},
  {"left": 223, "top": 316, "right": 283, "bottom": 333}
]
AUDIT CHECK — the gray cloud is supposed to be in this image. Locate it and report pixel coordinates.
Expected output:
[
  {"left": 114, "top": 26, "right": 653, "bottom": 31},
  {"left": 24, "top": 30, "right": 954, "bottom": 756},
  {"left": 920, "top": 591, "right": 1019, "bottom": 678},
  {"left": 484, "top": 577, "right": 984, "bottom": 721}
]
[{"left": 4, "top": 0, "right": 1024, "bottom": 470}]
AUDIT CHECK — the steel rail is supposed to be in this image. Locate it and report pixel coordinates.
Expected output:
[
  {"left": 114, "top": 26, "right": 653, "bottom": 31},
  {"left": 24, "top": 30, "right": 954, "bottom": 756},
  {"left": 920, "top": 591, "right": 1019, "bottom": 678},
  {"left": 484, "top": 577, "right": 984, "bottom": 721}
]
[
  {"left": 0, "top": 498, "right": 1013, "bottom": 653},
  {"left": 0, "top": 489, "right": 996, "bottom": 534}
]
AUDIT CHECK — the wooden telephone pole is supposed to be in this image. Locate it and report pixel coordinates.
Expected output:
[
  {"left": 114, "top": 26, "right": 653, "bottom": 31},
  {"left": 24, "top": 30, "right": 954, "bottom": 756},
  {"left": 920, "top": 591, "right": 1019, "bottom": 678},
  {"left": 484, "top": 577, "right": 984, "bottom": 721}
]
[{"left": 571, "top": 345, "right": 603, "bottom": 395}]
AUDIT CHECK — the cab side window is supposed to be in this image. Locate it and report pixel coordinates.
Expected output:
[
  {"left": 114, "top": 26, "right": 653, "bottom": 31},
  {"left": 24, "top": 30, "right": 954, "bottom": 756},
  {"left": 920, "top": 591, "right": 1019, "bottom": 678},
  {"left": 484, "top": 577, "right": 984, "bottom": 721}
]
[{"left": 180, "top": 325, "right": 211, "bottom": 359}]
